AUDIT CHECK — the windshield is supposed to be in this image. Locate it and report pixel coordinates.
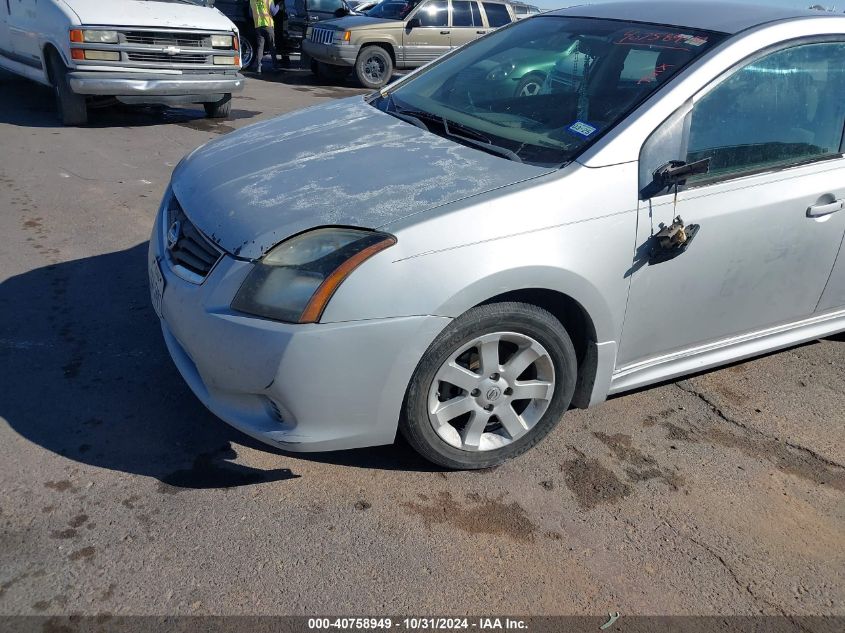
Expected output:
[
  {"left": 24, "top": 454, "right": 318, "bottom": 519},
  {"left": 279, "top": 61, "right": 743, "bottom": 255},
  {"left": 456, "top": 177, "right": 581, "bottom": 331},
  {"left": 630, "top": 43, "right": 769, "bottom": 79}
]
[
  {"left": 375, "top": 16, "right": 724, "bottom": 166},
  {"left": 366, "top": 0, "right": 420, "bottom": 19}
]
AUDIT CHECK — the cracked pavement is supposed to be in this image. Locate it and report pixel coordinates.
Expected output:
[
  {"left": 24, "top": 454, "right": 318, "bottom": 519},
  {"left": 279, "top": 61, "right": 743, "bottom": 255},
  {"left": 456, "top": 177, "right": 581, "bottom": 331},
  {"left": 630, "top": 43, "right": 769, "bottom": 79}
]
[{"left": 0, "top": 68, "right": 843, "bottom": 617}]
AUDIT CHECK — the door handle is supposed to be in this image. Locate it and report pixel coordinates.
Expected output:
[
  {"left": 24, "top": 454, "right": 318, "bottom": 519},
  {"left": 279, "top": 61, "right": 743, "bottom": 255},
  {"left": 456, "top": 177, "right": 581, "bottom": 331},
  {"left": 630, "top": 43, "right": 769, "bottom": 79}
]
[
  {"left": 807, "top": 199, "right": 844, "bottom": 218},
  {"left": 440, "top": 30, "right": 450, "bottom": 34},
  {"left": 476, "top": 30, "right": 486, "bottom": 34}
]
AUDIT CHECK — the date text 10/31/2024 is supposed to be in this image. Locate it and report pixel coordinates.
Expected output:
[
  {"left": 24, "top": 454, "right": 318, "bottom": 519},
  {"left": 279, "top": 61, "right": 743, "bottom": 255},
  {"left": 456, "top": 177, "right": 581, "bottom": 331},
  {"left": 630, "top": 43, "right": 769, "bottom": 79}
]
[{"left": 307, "top": 619, "right": 529, "bottom": 630}]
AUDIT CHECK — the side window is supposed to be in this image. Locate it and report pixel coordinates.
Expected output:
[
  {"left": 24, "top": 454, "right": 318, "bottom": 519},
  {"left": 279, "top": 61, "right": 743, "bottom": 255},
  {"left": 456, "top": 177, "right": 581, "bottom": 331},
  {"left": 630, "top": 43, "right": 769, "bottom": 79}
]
[
  {"left": 451, "top": 0, "right": 475, "bottom": 27},
  {"left": 416, "top": 0, "right": 448, "bottom": 26},
  {"left": 470, "top": 1, "right": 483, "bottom": 26},
  {"left": 309, "top": 0, "right": 343, "bottom": 11},
  {"left": 482, "top": 2, "right": 511, "bottom": 27},
  {"left": 686, "top": 42, "right": 845, "bottom": 183}
]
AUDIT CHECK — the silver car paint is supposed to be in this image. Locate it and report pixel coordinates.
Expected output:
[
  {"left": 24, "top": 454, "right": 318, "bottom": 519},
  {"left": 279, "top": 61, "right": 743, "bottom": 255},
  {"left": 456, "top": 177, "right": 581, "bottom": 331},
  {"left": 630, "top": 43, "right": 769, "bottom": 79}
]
[
  {"left": 153, "top": 7, "right": 845, "bottom": 452},
  {"left": 171, "top": 98, "right": 551, "bottom": 259}
]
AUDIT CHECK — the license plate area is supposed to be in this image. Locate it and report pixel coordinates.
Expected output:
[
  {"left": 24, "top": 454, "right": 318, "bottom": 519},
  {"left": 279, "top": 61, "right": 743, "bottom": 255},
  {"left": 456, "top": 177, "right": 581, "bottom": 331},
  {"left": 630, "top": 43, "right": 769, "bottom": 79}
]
[{"left": 149, "top": 257, "right": 166, "bottom": 318}]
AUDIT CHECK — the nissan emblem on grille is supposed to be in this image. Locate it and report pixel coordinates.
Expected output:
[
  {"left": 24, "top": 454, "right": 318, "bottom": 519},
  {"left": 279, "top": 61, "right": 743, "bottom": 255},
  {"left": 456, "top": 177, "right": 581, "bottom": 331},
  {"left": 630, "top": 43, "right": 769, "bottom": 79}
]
[{"left": 167, "top": 220, "right": 181, "bottom": 250}]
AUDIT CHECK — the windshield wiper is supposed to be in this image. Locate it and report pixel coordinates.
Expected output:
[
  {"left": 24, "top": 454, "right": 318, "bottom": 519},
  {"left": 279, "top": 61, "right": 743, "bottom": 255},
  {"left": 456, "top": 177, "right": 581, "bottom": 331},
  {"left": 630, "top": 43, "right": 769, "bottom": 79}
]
[
  {"left": 381, "top": 93, "right": 523, "bottom": 164},
  {"left": 441, "top": 118, "right": 523, "bottom": 163}
]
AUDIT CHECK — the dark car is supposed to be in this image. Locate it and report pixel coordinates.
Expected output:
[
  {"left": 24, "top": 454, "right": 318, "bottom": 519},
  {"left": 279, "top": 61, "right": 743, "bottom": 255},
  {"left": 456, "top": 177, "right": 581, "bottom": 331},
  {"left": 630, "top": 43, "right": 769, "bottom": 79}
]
[
  {"left": 213, "top": 0, "right": 297, "bottom": 66},
  {"left": 286, "top": 0, "right": 357, "bottom": 50}
]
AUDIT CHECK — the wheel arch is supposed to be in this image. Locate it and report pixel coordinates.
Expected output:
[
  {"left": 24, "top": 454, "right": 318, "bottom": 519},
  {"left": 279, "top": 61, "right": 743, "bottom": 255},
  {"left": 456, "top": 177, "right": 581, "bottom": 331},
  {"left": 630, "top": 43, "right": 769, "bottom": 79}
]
[
  {"left": 359, "top": 40, "right": 396, "bottom": 64},
  {"left": 42, "top": 42, "right": 65, "bottom": 84},
  {"left": 432, "top": 268, "right": 618, "bottom": 409}
]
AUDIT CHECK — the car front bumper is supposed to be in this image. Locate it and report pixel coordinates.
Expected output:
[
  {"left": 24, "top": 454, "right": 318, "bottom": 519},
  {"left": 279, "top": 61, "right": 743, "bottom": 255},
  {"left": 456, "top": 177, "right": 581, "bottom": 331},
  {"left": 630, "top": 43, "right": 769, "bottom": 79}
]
[
  {"left": 148, "top": 204, "right": 449, "bottom": 452},
  {"left": 301, "top": 39, "right": 360, "bottom": 67},
  {"left": 68, "top": 71, "right": 245, "bottom": 103}
]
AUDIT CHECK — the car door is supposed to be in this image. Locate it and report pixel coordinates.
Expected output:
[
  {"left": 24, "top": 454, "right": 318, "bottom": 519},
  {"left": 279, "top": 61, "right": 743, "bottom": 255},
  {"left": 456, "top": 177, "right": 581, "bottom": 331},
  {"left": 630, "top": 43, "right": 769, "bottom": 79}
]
[
  {"left": 449, "top": 0, "right": 485, "bottom": 49},
  {"left": 9, "top": 0, "right": 39, "bottom": 67},
  {"left": 402, "top": 0, "right": 450, "bottom": 66},
  {"left": 618, "top": 41, "right": 845, "bottom": 368}
]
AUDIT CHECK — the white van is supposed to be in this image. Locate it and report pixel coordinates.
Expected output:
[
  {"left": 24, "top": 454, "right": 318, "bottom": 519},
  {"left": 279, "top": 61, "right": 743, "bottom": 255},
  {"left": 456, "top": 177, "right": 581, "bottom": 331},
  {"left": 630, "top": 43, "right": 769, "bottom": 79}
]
[{"left": 0, "top": 0, "right": 244, "bottom": 125}]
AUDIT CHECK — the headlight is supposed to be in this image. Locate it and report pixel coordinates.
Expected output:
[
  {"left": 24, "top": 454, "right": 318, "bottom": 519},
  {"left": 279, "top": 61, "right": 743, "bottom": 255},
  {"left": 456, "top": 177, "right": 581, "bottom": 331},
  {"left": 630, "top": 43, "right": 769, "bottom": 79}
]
[
  {"left": 231, "top": 228, "right": 396, "bottom": 323},
  {"left": 485, "top": 62, "right": 516, "bottom": 81},
  {"left": 82, "top": 30, "right": 118, "bottom": 44},
  {"left": 211, "top": 34, "right": 234, "bottom": 48}
]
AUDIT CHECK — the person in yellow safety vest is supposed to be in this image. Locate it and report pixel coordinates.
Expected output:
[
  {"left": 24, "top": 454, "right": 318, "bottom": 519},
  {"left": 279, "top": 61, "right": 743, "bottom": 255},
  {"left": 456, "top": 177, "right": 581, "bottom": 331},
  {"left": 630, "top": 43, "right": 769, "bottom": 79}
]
[{"left": 248, "top": 0, "right": 281, "bottom": 74}]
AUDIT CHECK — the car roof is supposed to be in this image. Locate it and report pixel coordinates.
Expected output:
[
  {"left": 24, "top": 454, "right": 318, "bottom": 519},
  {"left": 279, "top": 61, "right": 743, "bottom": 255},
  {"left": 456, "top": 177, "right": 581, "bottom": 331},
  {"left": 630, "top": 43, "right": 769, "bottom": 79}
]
[{"left": 548, "top": 1, "right": 834, "bottom": 35}]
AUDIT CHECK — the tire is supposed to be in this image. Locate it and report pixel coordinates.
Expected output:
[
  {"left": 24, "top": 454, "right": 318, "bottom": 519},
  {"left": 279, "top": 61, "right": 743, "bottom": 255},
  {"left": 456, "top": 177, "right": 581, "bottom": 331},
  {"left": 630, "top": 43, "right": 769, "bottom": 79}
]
[
  {"left": 204, "top": 94, "right": 232, "bottom": 118},
  {"left": 310, "top": 58, "right": 321, "bottom": 77},
  {"left": 46, "top": 50, "right": 88, "bottom": 126},
  {"left": 401, "top": 302, "right": 578, "bottom": 470},
  {"left": 239, "top": 33, "right": 256, "bottom": 69},
  {"left": 355, "top": 45, "right": 393, "bottom": 89},
  {"left": 514, "top": 71, "right": 546, "bottom": 98}
]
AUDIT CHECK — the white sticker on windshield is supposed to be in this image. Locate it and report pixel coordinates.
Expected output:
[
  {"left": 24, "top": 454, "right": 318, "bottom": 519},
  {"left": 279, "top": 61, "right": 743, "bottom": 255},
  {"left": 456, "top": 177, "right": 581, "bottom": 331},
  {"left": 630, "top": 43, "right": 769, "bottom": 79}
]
[{"left": 568, "top": 121, "right": 598, "bottom": 138}]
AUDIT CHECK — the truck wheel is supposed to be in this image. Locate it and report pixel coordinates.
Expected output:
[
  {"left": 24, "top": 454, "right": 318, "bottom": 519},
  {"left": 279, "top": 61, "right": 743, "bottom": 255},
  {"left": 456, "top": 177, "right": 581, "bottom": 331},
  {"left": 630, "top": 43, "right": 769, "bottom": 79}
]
[
  {"left": 204, "top": 95, "right": 232, "bottom": 119},
  {"left": 47, "top": 50, "right": 88, "bottom": 126},
  {"left": 239, "top": 34, "right": 256, "bottom": 69},
  {"left": 400, "top": 302, "right": 577, "bottom": 470},
  {"left": 355, "top": 46, "right": 393, "bottom": 89}
]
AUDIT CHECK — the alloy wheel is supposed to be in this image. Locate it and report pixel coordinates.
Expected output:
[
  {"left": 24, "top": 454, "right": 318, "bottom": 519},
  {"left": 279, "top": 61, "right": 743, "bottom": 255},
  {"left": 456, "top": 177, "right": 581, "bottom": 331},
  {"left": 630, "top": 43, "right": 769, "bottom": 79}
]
[{"left": 427, "top": 332, "right": 555, "bottom": 452}]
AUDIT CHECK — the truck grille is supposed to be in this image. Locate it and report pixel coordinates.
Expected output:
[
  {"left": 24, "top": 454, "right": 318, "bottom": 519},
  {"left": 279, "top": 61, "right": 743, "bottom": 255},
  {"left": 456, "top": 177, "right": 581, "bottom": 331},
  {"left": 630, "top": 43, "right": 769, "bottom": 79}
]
[
  {"left": 310, "top": 28, "right": 335, "bottom": 45},
  {"left": 127, "top": 51, "right": 210, "bottom": 64},
  {"left": 123, "top": 31, "right": 208, "bottom": 48},
  {"left": 166, "top": 197, "right": 222, "bottom": 282}
]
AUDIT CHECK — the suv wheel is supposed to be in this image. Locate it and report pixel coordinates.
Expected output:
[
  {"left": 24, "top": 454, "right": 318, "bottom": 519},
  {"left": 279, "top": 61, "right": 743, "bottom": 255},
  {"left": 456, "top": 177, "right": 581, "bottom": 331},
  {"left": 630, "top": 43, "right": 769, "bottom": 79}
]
[
  {"left": 401, "top": 302, "right": 577, "bottom": 470},
  {"left": 46, "top": 50, "right": 88, "bottom": 126},
  {"left": 239, "top": 34, "right": 255, "bottom": 69},
  {"left": 355, "top": 45, "right": 393, "bottom": 89}
]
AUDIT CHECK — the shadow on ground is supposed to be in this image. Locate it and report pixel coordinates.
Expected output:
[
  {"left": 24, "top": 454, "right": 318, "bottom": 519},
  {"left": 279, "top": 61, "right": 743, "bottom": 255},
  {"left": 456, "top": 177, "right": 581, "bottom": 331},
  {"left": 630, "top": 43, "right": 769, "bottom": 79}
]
[{"left": 0, "top": 244, "right": 440, "bottom": 491}]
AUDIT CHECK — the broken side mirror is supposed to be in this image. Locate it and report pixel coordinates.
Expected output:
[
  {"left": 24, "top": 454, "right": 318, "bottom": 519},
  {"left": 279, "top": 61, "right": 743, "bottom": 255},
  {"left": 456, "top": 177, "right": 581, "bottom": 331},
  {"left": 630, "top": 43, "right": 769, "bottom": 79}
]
[
  {"left": 649, "top": 215, "right": 701, "bottom": 265},
  {"left": 640, "top": 157, "right": 711, "bottom": 200}
]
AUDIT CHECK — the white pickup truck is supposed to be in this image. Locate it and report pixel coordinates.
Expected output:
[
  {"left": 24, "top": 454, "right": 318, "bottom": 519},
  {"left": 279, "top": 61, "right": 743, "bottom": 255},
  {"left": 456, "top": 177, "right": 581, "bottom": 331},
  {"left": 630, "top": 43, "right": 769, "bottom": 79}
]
[{"left": 0, "top": 0, "right": 244, "bottom": 125}]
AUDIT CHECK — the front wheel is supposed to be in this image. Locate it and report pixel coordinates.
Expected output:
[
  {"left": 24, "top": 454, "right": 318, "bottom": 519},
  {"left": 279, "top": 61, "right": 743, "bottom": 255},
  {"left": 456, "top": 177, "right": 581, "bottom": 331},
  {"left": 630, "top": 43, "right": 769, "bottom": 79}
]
[
  {"left": 401, "top": 302, "right": 577, "bottom": 470},
  {"left": 46, "top": 50, "right": 88, "bottom": 126},
  {"left": 204, "top": 94, "right": 232, "bottom": 118},
  {"left": 355, "top": 45, "right": 393, "bottom": 89}
]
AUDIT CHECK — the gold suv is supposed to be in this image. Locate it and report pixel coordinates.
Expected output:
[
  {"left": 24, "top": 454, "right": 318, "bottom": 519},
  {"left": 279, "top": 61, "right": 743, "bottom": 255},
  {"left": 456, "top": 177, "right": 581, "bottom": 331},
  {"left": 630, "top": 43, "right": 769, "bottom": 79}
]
[{"left": 302, "top": 0, "right": 516, "bottom": 88}]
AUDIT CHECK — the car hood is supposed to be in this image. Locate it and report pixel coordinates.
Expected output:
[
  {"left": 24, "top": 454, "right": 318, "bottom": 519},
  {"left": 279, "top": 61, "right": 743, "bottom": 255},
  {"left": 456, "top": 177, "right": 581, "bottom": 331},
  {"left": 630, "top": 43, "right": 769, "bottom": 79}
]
[
  {"left": 171, "top": 97, "right": 552, "bottom": 260},
  {"left": 63, "top": 0, "right": 235, "bottom": 31},
  {"left": 319, "top": 15, "right": 404, "bottom": 29}
]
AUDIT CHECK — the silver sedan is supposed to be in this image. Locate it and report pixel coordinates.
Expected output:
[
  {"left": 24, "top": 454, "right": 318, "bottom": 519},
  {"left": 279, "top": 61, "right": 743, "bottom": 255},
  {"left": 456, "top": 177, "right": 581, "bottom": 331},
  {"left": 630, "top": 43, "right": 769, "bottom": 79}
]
[{"left": 150, "top": 1, "right": 845, "bottom": 469}]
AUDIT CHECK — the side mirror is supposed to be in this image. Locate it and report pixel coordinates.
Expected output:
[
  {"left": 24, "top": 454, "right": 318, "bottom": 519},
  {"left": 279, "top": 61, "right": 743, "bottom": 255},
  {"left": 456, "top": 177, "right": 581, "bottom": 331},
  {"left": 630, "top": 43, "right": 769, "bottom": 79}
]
[
  {"left": 334, "top": 7, "right": 350, "bottom": 17},
  {"left": 640, "top": 158, "right": 711, "bottom": 200},
  {"left": 406, "top": 17, "right": 421, "bottom": 29}
]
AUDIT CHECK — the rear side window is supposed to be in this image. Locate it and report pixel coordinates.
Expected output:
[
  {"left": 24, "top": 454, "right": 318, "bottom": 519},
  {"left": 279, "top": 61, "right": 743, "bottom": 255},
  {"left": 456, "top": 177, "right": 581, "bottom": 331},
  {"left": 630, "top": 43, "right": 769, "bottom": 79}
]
[
  {"left": 452, "top": 0, "right": 478, "bottom": 27},
  {"left": 417, "top": 0, "right": 449, "bottom": 26},
  {"left": 482, "top": 2, "right": 511, "bottom": 27},
  {"left": 687, "top": 42, "right": 845, "bottom": 183}
]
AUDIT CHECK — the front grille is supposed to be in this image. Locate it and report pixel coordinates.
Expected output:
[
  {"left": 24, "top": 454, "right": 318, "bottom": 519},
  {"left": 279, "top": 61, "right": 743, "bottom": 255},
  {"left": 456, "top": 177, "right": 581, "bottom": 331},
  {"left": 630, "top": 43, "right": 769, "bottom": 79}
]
[
  {"left": 310, "top": 28, "right": 335, "bottom": 45},
  {"left": 166, "top": 198, "right": 221, "bottom": 281},
  {"left": 123, "top": 31, "right": 208, "bottom": 47},
  {"left": 127, "top": 51, "right": 209, "bottom": 64}
]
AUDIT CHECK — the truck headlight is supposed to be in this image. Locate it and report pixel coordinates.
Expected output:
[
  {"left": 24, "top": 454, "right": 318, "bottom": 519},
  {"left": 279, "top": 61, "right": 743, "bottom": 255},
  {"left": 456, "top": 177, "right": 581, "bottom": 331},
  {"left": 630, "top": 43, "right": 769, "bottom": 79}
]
[
  {"left": 231, "top": 228, "right": 396, "bottom": 323},
  {"left": 81, "top": 30, "right": 119, "bottom": 44},
  {"left": 211, "top": 35, "right": 234, "bottom": 48}
]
